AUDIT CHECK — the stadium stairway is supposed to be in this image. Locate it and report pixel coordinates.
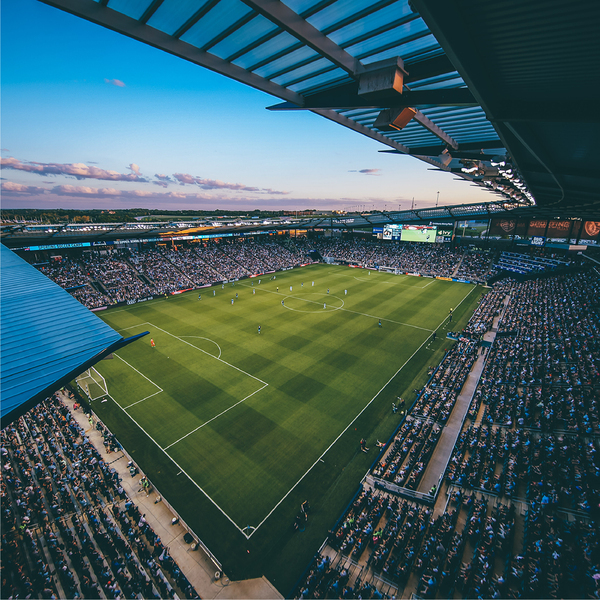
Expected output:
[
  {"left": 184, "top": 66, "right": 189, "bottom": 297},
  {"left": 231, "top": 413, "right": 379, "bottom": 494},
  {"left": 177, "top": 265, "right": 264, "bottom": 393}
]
[
  {"left": 451, "top": 253, "right": 465, "bottom": 278},
  {"left": 416, "top": 294, "right": 510, "bottom": 495},
  {"left": 60, "top": 392, "right": 283, "bottom": 600}
]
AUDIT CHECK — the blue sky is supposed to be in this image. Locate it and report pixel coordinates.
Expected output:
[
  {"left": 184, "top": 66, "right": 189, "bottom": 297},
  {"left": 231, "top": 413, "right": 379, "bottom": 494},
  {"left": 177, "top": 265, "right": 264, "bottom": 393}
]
[{"left": 1, "top": 0, "right": 497, "bottom": 212}]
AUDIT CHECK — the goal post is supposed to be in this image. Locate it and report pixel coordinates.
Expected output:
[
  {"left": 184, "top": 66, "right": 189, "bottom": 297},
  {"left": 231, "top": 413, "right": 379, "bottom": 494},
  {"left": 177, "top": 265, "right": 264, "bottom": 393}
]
[{"left": 76, "top": 367, "right": 108, "bottom": 401}]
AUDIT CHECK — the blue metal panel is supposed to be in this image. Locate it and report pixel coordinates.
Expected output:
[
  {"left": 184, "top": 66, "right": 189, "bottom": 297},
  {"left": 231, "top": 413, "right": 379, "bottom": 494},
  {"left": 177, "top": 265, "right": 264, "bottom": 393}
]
[
  {"left": 106, "top": 0, "right": 153, "bottom": 20},
  {"left": 146, "top": 0, "right": 203, "bottom": 35},
  {"left": 180, "top": 0, "right": 253, "bottom": 48},
  {"left": 0, "top": 245, "right": 123, "bottom": 421}
]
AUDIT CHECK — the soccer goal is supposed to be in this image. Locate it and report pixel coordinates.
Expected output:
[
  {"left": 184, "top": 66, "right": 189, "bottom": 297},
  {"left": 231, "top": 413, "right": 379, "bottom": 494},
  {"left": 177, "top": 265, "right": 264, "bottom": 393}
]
[{"left": 76, "top": 367, "right": 108, "bottom": 401}]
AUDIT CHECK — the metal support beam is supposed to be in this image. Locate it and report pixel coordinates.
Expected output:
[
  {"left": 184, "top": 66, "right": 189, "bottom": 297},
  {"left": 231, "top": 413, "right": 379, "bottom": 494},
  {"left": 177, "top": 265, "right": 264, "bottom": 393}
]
[
  {"left": 266, "top": 86, "right": 476, "bottom": 110},
  {"left": 413, "top": 110, "right": 459, "bottom": 149},
  {"left": 39, "top": 0, "right": 304, "bottom": 105},
  {"left": 239, "top": 0, "right": 364, "bottom": 76},
  {"left": 312, "top": 109, "right": 412, "bottom": 154},
  {"left": 379, "top": 139, "right": 503, "bottom": 155}
]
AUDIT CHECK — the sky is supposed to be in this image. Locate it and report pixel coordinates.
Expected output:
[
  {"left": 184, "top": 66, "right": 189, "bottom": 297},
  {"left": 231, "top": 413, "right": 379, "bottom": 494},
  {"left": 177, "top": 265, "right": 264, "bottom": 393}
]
[{"left": 1, "top": 0, "right": 498, "bottom": 213}]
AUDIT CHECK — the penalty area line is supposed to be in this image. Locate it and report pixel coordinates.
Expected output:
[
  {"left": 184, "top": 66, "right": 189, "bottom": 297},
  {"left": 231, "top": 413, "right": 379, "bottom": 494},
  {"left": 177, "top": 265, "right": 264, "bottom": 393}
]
[
  {"left": 113, "top": 354, "right": 163, "bottom": 393},
  {"left": 147, "top": 323, "right": 268, "bottom": 387},
  {"left": 106, "top": 394, "right": 252, "bottom": 539},
  {"left": 247, "top": 330, "right": 433, "bottom": 538},
  {"left": 164, "top": 383, "right": 269, "bottom": 450}
]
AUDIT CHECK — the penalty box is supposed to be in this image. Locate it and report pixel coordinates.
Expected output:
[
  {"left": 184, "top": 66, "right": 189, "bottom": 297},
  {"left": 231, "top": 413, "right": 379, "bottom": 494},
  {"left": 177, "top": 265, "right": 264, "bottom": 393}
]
[{"left": 94, "top": 323, "right": 268, "bottom": 450}]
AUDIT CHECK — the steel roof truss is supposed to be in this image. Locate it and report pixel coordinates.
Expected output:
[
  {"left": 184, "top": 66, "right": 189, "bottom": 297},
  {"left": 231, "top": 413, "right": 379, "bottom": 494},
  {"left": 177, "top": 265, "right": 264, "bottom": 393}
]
[{"left": 239, "top": 0, "right": 364, "bottom": 76}]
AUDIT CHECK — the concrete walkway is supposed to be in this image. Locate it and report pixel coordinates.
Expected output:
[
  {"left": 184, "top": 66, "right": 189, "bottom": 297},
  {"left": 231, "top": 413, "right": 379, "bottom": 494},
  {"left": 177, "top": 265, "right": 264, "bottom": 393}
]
[
  {"left": 61, "top": 392, "right": 282, "bottom": 600},
  {"left": 417, "top": 296, "right": 508, "bottom": 494}
]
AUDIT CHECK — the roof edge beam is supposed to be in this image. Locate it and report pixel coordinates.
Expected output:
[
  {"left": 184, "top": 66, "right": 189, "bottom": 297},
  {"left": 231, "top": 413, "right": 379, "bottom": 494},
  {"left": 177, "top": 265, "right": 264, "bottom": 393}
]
[
  {"left": 312, "top": 109, "right": 412, "bottom": 155},
  {"left": 39, "top": 0, "right": 304, "bottom": 105},
  {"left": 413, "top": 110, "right": 459, "bottom": 149},
  {"left": 266, "top": 86, "right": 476, "bottom": 110},
  {"left": 239, "top": 0, "right": 364, "bottom": 76}
]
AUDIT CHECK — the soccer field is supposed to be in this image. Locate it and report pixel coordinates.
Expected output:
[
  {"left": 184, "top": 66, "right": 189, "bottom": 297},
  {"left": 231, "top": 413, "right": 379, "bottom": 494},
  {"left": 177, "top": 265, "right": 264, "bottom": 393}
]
[{"left": 90, "top": 265, "right": 479, "bottom": 539}]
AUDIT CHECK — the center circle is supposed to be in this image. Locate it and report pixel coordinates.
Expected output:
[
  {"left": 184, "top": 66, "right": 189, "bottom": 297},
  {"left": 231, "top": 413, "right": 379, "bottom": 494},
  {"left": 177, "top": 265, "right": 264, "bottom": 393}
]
[{"left": 282, "top": 293, "right": 345, "bottom": 313}]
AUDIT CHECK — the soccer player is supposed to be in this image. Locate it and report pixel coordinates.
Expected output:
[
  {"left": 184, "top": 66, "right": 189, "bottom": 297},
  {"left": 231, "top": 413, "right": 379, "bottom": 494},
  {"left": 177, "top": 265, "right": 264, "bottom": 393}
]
[
  {"left": 281, "top": 299, "right": 284, "bottom": 306},
  {"left": 213, "top": 289, "right": 216, "bottom": 296},
  {"left": 312, "top": 281, "right": 314, "bottom": 286},
  {"left": 235, "top": 292, "right": 238, "bottom": 299},
  {"left": 324, "top": 303, "right": 326, "bottom": 309},
  {"left": 231, "top": 298, "right": 234, "bottom": 305},
  {"left": 277, "top": 286, "right": 279, "bottom": 292},
  {"left": 253, "top": 288, "right": 255, "bottom": 295},
  {"left": 222, "top": 283, "right": 224, "bottom": 289},
  {"left": 290, "top": 285, "right": 292, "bottom": 292},
  {"left": 344, "top": 289, "right": 347, "bottom": 295},
  {"left": 327, "top": 288, "right": 329, "bottom": 294},
  {"left": 258, "top": 325, "right": 261, "bottom": 334},
  {"left": 150, "top": 338, "right": 155, "bottom": 348},
  {"left": 301, "top": 282, "right": 304, "bottom": 288},
  {"left": 432, "top": 330, "right": 437, "bottom": 341},
  {"left": 198, "top": 294, "right": 201, "bottom": 300},
  {"left": 378, "top": 319, "right": 382, "bottom": 327}
]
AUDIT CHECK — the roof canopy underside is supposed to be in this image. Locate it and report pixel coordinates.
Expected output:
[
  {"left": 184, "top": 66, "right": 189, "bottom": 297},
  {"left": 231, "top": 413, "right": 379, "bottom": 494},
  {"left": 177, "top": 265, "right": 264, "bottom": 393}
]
[{"left": 39, "top": 0, "right": 600, "bottom": 212}]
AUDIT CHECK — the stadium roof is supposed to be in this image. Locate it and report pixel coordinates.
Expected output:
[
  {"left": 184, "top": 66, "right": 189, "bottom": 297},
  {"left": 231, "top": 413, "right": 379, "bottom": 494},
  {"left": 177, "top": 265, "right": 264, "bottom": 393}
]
[
  {"left": 0, "top": 244, "right": 146, "bottom": 426},
  {"left": 39, "top": 0, "right": 599, "bottom": 213}
]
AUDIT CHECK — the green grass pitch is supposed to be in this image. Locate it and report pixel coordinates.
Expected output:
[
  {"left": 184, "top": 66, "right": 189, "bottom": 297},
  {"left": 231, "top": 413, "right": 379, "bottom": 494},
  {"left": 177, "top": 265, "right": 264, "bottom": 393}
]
[{"left": 88, "top": 264, "right": 483, "bottom": 586}]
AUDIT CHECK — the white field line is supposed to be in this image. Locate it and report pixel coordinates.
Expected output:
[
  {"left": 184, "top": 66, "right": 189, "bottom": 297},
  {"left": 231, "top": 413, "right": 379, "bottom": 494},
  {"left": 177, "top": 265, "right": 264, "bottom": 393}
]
[
  {"left": 106, "top": 393, "right": 250, "bottom": 538},
  {"left": 179, "top": 336, "right": 222, "bottom": 359},
  {"left": 106, "top": 279, "right": 479, "bottom": 535},
  {"left": 124, "top": 390, "right": 164, "bottom": 409},
  {"left": 334, "top": 272, "right": 438, "bottom": 289},
  {"left": 240, "top": 284, "right": 433, "bottom": 332},
  {"left": 164, "top": 382, "right": 269, "bottom": 450},
  {"left": 111, "top": 353, "right": 164, "bottom": 409},
  {"left": 148, "top": 323, "right": 268, "bottom": 387},
  {"left": 248, "top": 328, "right": 433, "bottom": 537},
  {"left": 120, "top": 323, "right": 151, "bottom": 331},
  {"left": 247, "top": 282, "right": 479, "bottom": 536},
  {"left": 114, "top": 354, "right": 163, "bottom": 392}
]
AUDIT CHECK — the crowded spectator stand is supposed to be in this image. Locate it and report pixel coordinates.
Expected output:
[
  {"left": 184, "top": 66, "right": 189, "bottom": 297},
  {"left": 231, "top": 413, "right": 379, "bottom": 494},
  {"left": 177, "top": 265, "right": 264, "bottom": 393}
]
[
  {"left": 293, "top": 269, "right": 600, "bottom": 599},
  {"left": 1, "top": 393, "right": 201, "bottom": 599}
]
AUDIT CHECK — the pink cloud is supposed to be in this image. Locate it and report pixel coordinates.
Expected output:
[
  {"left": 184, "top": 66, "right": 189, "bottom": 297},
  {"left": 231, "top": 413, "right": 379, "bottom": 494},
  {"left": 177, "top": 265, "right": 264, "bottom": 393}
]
[
  {"left": 104, "top": 78, "right": 126, "bottom": 87},
  {"left": 171, "top": 172, "right": 288, "bottom": 194},
  {"left": 1, "top": 181, "right": 48, "bottom": 194},
  {"left": 0, "top": 157, "right": 148, "bottom": 183}
]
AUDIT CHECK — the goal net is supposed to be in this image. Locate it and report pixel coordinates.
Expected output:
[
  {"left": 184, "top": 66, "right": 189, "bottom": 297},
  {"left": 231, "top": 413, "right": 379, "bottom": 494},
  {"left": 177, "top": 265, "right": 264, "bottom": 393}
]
[{"left": 76, "top": 367, "right": 108, "bottom": 401}]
